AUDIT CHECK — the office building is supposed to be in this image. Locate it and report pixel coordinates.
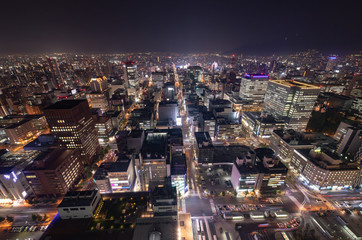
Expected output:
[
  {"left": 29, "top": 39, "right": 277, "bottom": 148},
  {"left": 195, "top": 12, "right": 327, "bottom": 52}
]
[
  {"left": 201, "top": 112, "right": 216, "bottom": 138},
  {"left": 93, "top": 163, "right": 112, "bottom": 194},
  {"left": 242, "top": 111, "right": 285, "bottom": 137},
  {"left": 262, "top": 80, "right": 320, "bottom": 132},
  {"left": 230, "top": 148, "right": 287, "bottom": 195},
  {"left": 104, "top": 110, "right": 123, "bottom": 129},
  {"left": 157, "top": 101, "right": 179, "bottom": 128},
  {"left": 162, "top": 82, "right": 176, "bottom": 101},
  {"left": 128, "top": 108, "right": 154, "bottom": 130},
  {"left": 86, "top": 92, "right": 109, "bottom": 113},
  {"left": 0, "top": 150, "right": 41, "bottom": 200},
  {"left": 351, "top": 97, "right": 362, "bottom": 118},
  {"left": 336, "top": 126, "right": 362, "bottom": 157},
  {"left": 150, "top": 184, "right": 178, "bottom": 216},
  {"left": 23, "top": 148, "right": 83, "bottom": 196},
  {"left": 90, "top": 76, "right": 108, "bottom": 93},
  {"left": 108, "top": 158, "right": 135, "bottom": 193},
  {"left": 171, "top": 153, "right": 187, "bottom": 196},
  {"left": 123, "top": 61, "right": 139, "bottom": 97},
  {"left": 290, "top": 148, "right": 360, "bottom": 191},
  {"left": 270, "top": 129, "right": 336, "bottom": 163},
  {"left": 216, "top": 119, "right": 242, "bottom": 140},
  {"left": 126, "top": 130, "right": 145, "bottom": 154},
  {"left": 92, "top": 115, "right": 113, "bottom": 145},
  {"left": 239, "top": 74, "right": 269, "bottom": 103},
  {"left": 57, "top": 190, "right": 102, "bottom": 219},
  {"left": 43, "top": 100, "right": 100, "bottom": 164},
  {"left": 4, "top": 119, "right": 37, "bottom": 145},
  {"left": 94, "top": 158, "right": 135, "bottom": 194},
  {"left": 325, "top": 56, "right": 337, "bottom": 71},
  {"left": 139, "top": 131, "right": 169, "bottom": 191}
]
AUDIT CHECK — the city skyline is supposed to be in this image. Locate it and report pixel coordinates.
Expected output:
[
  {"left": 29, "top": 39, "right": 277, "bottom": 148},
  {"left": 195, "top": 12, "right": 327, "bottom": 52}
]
[{"left": 0, "top": 1, "right": 361, "bottom": 239}]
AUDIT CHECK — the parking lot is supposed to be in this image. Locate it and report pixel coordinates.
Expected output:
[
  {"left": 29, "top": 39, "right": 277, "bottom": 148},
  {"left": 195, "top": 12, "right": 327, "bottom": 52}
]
[
  {"left": 197, "top": 165, "right": 234, "bottom": 196},
  {"left": 0, "top": 224, "right": 48, "bottom": 240}
]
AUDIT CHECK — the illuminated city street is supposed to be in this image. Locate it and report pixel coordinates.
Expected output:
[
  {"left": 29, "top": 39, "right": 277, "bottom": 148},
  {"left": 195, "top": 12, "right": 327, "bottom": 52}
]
[{"left": 0, "top": 2, "right": 361, "bottom": 239}]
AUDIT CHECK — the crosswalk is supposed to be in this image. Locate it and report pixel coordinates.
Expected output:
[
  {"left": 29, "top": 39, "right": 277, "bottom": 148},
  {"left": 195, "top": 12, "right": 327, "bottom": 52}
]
[{"left": 209, "top": 199, "right": 217, "bottom": 214}]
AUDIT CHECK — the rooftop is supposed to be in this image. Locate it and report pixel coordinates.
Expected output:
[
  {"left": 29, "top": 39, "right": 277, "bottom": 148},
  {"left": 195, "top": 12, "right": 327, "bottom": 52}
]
[
  {"left": 132, "top": 216, "right": 178, "bottom": 240},
  {"left": 0, "top": 150, "right": 41, "bottom": 174},
  {"left": 270, "top": 80, "right": 320, "bottom": 89},
  {"left": 5, "top": 119, "right": 32, "bottom": 129},
  {"left": 24, "top": 148, "right": 76, "bottom": 171},
  {"left": 194, "top": 132, "right": 212, "bottom": 147},
  {"left": 44, "top": 100, "right": 87, "bottom": 110},
  {"left": 295, "top": 148, "right": 359, "bottom": 171},
  {"left": 213, "top": 145, "right": 254, "bottom": 164},
  {"left": 171, "top": 153, "right": 187, "bottom": 175},
  {"left": 58, "top": 190, "right": 98, "bottom": 208},
  {"left": 141, "top": 132, "right": 168, "bottom": 159}
]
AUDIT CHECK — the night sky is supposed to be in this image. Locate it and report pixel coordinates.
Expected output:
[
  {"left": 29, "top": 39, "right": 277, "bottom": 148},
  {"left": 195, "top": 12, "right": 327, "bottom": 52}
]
[{"left": 1, "top": 0, "right": 361, "bottom": 55}]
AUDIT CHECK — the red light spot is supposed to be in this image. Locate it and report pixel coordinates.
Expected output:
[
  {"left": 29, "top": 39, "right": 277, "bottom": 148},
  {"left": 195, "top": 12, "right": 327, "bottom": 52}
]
[
  {"left": 58, "top": 84, "right": 61, "bottom": 87},
  {"left": 232, "top": 54, "right": 235, "bottom": 57},
  {"left": 261, "top": 73, "right": 264, "bottom": 75}
]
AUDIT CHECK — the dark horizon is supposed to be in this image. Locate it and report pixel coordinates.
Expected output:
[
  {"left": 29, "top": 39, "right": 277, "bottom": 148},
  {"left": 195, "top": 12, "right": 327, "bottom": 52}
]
[{"left": 1, "top": 0, "right": 361, "bottom": 55}]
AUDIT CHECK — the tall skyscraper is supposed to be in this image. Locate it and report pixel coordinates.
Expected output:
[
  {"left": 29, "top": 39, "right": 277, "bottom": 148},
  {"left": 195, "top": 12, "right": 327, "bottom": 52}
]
[
  {"left": 123, "top": 61, "right": 139, "bottom": 97},
  {"left": 87, "top": 76, "right": 110, "bottom": 113},
  {"left": 90, "top": 76, "right": 108, "bottom": 93},
  {"left": 239, "top": 74, "right": 269, "bottom": 103},
  {"left": 43, "top": 100, "right": 100, "bottom": 164},
  {"left": 262, "top": 80, "right": 320, "bottom": 132},
  {"left": 325, "top": 56, "right": 337, "bottom": 71}
]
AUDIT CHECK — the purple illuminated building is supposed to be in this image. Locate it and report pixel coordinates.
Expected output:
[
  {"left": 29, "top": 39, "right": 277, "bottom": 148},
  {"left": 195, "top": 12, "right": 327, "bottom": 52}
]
[{"left": 239, "top": 73, "right": 270, "bottom": 103}]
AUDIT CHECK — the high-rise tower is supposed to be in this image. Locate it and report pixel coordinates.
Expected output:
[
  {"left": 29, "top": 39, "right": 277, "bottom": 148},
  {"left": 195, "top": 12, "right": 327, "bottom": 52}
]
[
  {"left": 123, "top": 61, "right": 139, "bottom": 97},
  {"left": 262, "top": 80, "right": 320, "bottom": 132},
  {"left": 43, "top": 100, "right": 100, "bottom": 164}
]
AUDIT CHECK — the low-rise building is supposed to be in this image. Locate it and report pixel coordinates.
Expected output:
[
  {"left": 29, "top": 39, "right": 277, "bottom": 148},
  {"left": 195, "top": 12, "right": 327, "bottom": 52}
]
[
  {"left": 151, "top": 184, "right": 178, "bottom": 217},
  {"left": 194, "top": 132, "right": 214, "bottom": 164},
  {"left": 242, "top": 111, "right": 285, "bottom": 137},
  {"left": 216, "top": 119, "right": 243, "bottom": 140},
  {"left": 57, "top": 190, "right": 102, "bottom": 219},
  {"left": 93, "top": 157, "right": 135, "bottom": 194},
  {"left": 230, "top": 148, "right": 287, "bottom": 195}
]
